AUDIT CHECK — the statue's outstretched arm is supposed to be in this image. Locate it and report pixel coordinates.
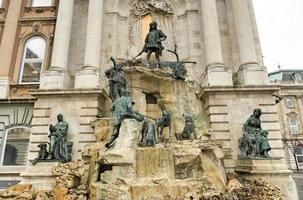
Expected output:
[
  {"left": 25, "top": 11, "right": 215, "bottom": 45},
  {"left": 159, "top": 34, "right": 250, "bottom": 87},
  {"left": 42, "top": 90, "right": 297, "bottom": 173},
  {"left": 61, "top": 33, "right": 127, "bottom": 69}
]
[{"left": 110, "top": 56, "right": 116, "bottom": 68}]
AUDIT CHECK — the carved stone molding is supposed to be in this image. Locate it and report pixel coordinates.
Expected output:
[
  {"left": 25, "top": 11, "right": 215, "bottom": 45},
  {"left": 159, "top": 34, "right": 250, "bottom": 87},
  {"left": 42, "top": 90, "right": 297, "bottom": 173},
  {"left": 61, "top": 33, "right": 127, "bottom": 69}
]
[
  {"left": 0, "top": 106, "right": 34, "bottom": 130},
  {"left": 129, "top": 0, "right": 173, "bottom": 17},
  {"left": 287, "top": 112, "right": 298, "bottom": 117},
  {"left": 24, "top": 6, "right": 56, "bottom": 14}
]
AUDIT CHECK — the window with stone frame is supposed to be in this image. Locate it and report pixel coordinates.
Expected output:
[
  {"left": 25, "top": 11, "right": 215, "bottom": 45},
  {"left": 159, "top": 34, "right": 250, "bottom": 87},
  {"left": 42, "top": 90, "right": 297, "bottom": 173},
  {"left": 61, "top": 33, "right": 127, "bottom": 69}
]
[
  {"left": 285, "top": 98, "right": 295, "bottom": 108},
  {"left": 0, "top": 127, "right": 30, "bottom": 166},
  {"left": 289, "top": 118, "right": 300, "bottom": 135},
  {"left": 31, "top": 0, "right": 52, "bottom": 7},
  {"left": 19, "top": 36, "right": 46, "bottom": 83},
  {"left": 0, "top": 0, "right": 3, "bottom": 8},
  {"left": 294, "top": 145, "right": 303, "bottom": 163}
]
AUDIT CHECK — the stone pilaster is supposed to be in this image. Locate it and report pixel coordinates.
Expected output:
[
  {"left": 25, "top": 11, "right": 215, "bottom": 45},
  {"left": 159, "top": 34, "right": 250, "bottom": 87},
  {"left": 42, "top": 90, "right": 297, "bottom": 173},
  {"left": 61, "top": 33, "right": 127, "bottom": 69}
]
[
  {"left": 40, "top": 0, "right": 74, "bottom": 89},
  {"left": 0, "top": 0, "right": 23, "bottom": 98},
  {"left": 232, "top": 0, "right": 268, "bottom": 85},
  {"left": 75, "top": 0, "right": 103, "bottom": 89},
  {"left": 201, "top": 0, "right": 232, "bottom": 86},
  {"left": 0, "top": 77, "right": 10, "bottom": 99}
]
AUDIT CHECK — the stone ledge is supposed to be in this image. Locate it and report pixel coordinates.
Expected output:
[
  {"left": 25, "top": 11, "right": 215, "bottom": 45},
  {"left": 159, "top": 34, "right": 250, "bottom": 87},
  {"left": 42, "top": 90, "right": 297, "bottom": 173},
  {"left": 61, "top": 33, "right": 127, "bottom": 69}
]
[
  {"left": 235, "top": 158, "right": 292, "bottom": 174},
  {"left": 198, "top": 85, "right": 281, "bottom": 98},
  {"left": 29, "top": 88, "right": 108, "bottom": 98}
]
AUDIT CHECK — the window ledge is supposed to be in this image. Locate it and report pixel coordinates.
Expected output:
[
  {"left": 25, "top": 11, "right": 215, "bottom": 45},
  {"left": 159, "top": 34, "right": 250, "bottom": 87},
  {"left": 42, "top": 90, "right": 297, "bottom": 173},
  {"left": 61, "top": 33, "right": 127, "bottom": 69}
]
[
  {"left": 0, "top": 166, "right": 25, "bottom": 175},
  {"left": 24, "top": 6, "right": 56, "bottom": 13},
  {"left": 10, "top": 83, "right": 40, "bottom": 88}
]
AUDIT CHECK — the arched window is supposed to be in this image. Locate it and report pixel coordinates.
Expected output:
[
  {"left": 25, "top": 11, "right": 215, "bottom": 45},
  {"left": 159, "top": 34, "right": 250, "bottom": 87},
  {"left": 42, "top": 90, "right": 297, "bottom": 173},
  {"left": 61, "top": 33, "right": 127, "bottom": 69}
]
[
  {"left": 32, "top": 0, "right": 52, "bottom": 7},
  {"left": 19, "top": 36, "right": 46, "bottom": 83},
  {"left": 289, "top": 118, "right": 299, "bottom": 135},
  {"left": 0, "top": 127, "right": 30, "bottom": 166}
]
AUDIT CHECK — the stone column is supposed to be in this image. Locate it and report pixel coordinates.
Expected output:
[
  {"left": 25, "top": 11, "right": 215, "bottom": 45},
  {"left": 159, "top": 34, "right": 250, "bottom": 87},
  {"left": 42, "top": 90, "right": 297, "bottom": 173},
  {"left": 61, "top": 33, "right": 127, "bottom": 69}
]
[
  {"left": 232, "top": 0, "right": 268, "bottom": 85},
  {"left": 201, "top": 0, "right": 232, "bottom": 86},
  {"left": 40, "top": 0, "right": 74, "bottom": 89},
  {"left": 0, "top": 0, "right": 23, "bottom": 98},
  {"left": 75, "top": 0, "right": 103, "bottom": 89}
]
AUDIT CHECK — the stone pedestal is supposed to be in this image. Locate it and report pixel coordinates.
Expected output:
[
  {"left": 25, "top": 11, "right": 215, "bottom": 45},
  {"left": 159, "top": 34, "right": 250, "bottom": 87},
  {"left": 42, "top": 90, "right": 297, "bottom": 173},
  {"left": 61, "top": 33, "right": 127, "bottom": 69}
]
[
  {"left": 40, "top": 70, "right": 72, "bottom": 89},
  {"left": 101, "top": 119, "right": 141, "bottom": 165},
  {"left": 235, "top": 158, "right": 298, "bottom": 200},
  {"left": 235, "top": 158, "right": 290, "bottom": 174},
  {"left": 74, "top": 68, "right": 102, "bottom": 89},
  {"left": 237, "top": 64, "right": 269, "bottom": 86},
  {"left": 136, "top": 147, "right": 174, "bottom": 179},
  {"left": 20, "top": 162, "right": 58, "bottom": 191},
  {"left": 202, "top": 66, "right": 233, "bottom": 86},
  {"left": 97, "top": 119, "right": 141, "bottom": 184},
  {"left": 0, "top": 77, "right": 9, "bottom": 99}
]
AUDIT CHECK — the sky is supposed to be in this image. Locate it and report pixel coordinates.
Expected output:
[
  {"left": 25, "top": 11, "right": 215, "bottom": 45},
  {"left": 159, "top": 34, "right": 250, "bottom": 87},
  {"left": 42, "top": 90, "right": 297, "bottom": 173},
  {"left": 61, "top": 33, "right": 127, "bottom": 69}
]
[{"left": 252, "top": 0, "right": 303, "bottom": 72}]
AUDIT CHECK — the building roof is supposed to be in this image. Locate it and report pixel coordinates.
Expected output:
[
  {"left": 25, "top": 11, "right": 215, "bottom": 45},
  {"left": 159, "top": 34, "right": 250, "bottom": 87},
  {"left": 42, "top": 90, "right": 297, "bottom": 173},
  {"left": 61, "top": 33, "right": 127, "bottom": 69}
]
[{"left": 268, "top": 69, "right": 303, "bottom": 81}]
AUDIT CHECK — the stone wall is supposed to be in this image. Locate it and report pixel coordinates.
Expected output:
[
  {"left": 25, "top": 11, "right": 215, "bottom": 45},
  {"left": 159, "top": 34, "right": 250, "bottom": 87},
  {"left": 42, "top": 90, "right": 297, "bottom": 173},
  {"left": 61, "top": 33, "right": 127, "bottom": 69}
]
[
  {"left": 26, "top": 91, "right": 104, "bottom": 162},
  {"left": 200, "top": 86, "right": 286, "bottom": 172}
]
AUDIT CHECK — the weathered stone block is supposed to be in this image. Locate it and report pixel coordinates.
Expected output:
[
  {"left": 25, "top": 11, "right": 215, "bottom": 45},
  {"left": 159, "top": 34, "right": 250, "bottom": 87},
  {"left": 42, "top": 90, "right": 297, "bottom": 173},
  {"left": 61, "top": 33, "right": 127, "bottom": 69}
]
[
  {"left": 56, "top": 174, "right": 80, "bottom": 189},
  {"left": 52, "top": 162, "right": 84, "bottom": 177},
  {"left": 52, "top": 186, "right": 69, "bottom": 200},
  {"left": 136, "top": 147, "right": 174, "bottom": 179},
  {"left": 100, "top": 119, "right": 140, "bottom": 164}
]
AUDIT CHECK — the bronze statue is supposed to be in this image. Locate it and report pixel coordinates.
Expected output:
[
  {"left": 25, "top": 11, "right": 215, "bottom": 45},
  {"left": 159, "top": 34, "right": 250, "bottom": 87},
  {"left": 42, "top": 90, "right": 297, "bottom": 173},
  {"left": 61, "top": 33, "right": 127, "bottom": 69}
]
[
  {"left": 180, "top": 113, "right": 195, "bottom": 140},
  {"left": 105, "top": 57, "right": 128, "bottom": 102},
  {"left": 48, "top": 114, "right": 70, "bottom": 162},
  {"left": 165, "top": 45, "right": 196, "bottom": 80},
  {"left": 141, "top": 118, "right": 157, "bottom": 147},
  {"left": 155, "top": 110, "right": 171, "bottom": 141},
  {"left": 136, "top": 21, "right": 167, "bottom": 66},
  {"left": 239, "top": 108, "right": 271, "bottom": 158},
  {"left": 32, "top": 114, "right": 72, "bottom": 164},
  {"left": 105, "top": 89, "right": 144, "bottom": 148}
]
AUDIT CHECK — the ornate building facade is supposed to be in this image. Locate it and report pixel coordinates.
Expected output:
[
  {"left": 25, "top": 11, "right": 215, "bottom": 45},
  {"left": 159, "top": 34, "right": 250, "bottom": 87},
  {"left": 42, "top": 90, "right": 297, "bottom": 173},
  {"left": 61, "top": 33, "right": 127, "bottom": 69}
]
[
  {"left": 0, "top": 0, "right": 299, "bottom": 199},
  {"left": 269, "top": 69, "right": 303, "bottom": 170}
]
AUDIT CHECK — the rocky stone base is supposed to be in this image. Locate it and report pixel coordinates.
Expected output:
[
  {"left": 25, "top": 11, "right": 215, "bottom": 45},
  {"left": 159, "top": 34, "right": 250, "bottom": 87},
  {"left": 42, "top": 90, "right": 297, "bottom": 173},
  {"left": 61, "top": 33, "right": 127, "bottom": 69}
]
[
  {"left": 89, "top": 175, "right": 284, "bottom": 200},
  {"left": 0, "top": 162, "right": 89, "bottom": 200}
]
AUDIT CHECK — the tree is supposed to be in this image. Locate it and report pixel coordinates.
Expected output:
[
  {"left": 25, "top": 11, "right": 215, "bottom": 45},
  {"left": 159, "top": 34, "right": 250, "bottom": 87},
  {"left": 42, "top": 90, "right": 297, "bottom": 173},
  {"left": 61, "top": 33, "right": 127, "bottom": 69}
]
[{"left": 283, "top": 134, "right": 303, "bottom": 171}]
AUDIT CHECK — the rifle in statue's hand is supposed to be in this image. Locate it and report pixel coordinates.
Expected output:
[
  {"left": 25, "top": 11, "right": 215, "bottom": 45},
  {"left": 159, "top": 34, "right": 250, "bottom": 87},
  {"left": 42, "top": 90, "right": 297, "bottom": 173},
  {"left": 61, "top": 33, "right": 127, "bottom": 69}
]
[{"left": 134, "top": 44, "right": 147, "bottom": 58}]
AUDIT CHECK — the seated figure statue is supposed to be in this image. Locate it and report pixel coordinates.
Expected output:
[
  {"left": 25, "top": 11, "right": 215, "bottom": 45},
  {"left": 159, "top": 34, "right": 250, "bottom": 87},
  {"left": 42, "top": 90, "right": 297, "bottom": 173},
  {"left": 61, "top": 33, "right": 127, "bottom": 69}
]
[{"left": 239, "top": 108, "right": 271, "bottom": 158}]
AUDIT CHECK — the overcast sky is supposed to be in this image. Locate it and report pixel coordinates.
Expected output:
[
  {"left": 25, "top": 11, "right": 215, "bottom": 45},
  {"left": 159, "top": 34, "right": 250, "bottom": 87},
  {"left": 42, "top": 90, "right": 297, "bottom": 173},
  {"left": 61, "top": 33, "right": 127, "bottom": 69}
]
[{"left": 252, "top": 0, "right": 303, "bottom": 72}]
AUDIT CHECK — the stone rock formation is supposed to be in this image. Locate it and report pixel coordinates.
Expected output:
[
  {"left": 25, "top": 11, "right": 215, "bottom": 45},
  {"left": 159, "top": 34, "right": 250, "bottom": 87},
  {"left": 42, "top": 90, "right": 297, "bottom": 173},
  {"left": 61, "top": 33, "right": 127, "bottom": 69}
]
[{"left": 0, "top": 162, "right": 89, "bottom": 200}]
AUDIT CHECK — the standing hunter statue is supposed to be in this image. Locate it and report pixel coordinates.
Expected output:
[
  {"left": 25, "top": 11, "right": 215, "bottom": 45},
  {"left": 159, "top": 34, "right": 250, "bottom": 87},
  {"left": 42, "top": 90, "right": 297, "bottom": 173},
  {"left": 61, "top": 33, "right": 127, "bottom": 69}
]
[
  {"left": 105, "top": 57, "right": 128, "bottom": 102},
  {"left": 136, "top": 21, "right": 167, "bottom": 66},
  {"left": 239, "top": 108, "right": 271, "bottom": 158}
]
